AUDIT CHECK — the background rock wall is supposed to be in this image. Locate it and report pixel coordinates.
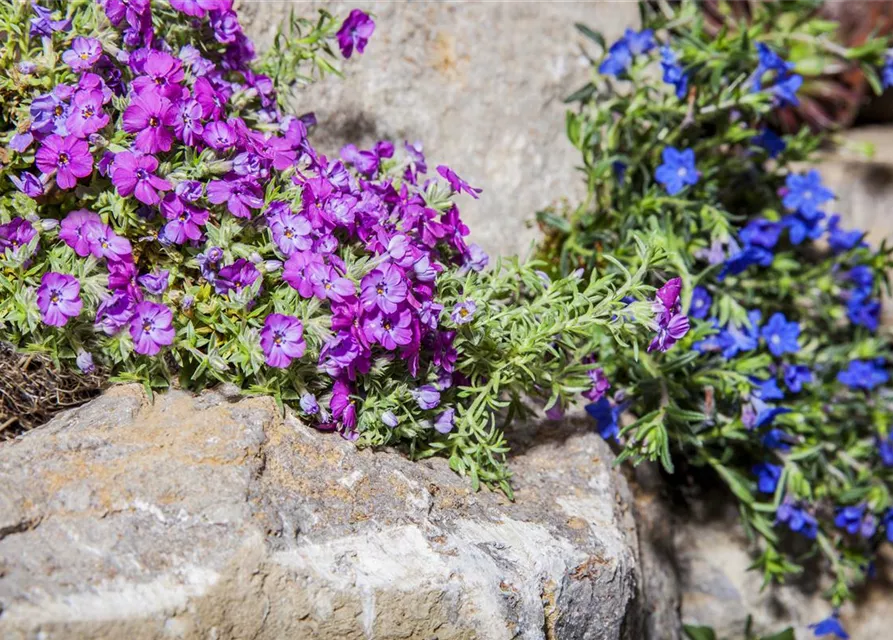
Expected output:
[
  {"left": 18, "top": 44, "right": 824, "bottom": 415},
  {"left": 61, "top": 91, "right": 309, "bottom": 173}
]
[{"left": 239, "top": 0, "right": 639, "bottom": 259}]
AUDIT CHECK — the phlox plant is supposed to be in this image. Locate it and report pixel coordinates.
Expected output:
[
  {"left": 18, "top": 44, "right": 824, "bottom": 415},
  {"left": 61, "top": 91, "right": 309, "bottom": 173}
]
[
  {"left": 0, "top": 0, "right": 672, "bottom": 497},
  {"left": 536, "top": 0, "right": 893, "bottom": 632}
]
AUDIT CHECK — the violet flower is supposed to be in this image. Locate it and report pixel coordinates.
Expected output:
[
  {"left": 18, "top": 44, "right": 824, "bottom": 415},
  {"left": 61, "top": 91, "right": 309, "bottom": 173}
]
[
  {"left": 62, "top": 37, "right": 102, "bottom": 72},
  {"left": 130, "top": 301, "right": 176, "bottom": 356},
  {"left": 138, "top": 270, "right": 170, "bottom": 295},
  {"left": 111, "top": 152, "right": 172, "bottom": 205},
  {"left": 123, "top": 91, "right": 177, "bottom": 154},
  {"left": 37, "top": 272, "right": 82, "bottom": 327},
  {"left": 437, "top": 165, "right": 482, "bottom": 199},
  {"left": 336, "top": 10, "right": 375, "bottom": 59},
  {"left": 260, "top": 313, "right": 306, "bottom": 368},
  {"left": 360, "top": 264, "right": 408, "bottom": 313},
  {"left": 35, "top": 134, "right": 93, "bottom": 190},
  {"left": 450, "top": 299, "right": 477, "bottom": 325}
]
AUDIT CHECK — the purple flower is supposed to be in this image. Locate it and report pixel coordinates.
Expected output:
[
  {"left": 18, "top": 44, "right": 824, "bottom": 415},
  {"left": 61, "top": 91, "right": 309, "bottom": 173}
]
[
  {"left": 215, "top": 259, "right": 261, "bottom": 296},
  {"left": 37, "top": 272, "right": 82, "bottom": 327},
  {"left": 660, "top": 46, "right": 688, "bottom": 99},
  {"left": 462, "top": 243, "right": 489, "bottom": 273},
  {"left": 834, "top": 505, "right": 875, "bottom": 537},
  {"left": 381, "top": 410, "right": 399, "bottom": 428},
  {"left": 434, "top": 408, "right": 455, "bottom": 434},
  {"left": 269, "top": 207, "right": 313, "bottom": 255},
  {"left": 655, "top": 147, "right": 699, "bottom": 196},
  {"left": 283, "top": 251, "right": 324, "bottom": 299},
  {"left": 82, "top": 221, "right": 132, "bottom": 263},
  {"left": 131, "top": 50, "right": 185, "bottom": 99},
  {"left": 329, "top": 379, "right": 358, "bottom": 436},
  {"left": 761, "top": 312, "right": 800, "bottom": 357},
  {"left": 59, "top": 209, "right": 102, "bottom": 257},
  {"left": 138, "top": 270, "right": 170, "bottom": 295},
  {"left": 776, "top": 499, "right": 818, "bottom": 539},
  {"left": 62, "top": 37, "right": 102, "bottom": 72},
  {"left": 161, "top": 195, "right": 209, "bottom": 244},
  {"left": 210, "top": 9, "right": 241, "bottom": 44},
  {"left": 10, "top": 172, "right": 45, "bottom": 198},
  {"left": 585, "top": 397, "right": 621, "bottom": 440},
  {"left": 35, "top": 134, "right": 93, "bottom": 190},
  {"left": 202, "top": 120, "right": 236, "bottom": 150},
  {"left": 437, "top": 165, "right": 482, "bottom": 199},
  {"left": 130, "top": 302, "right": 176, "bottom": 356},
  {"left": 260, "top": 313, "right": 306, "bottom": 368},
  {"left": 583, "top": 368, "right": 610, "bottom": 402},
  {"left": 360, "top": 264, "right": 408, "bottom": 313},
  {"left": 112, "top": 152, "right": 172, "bottom": 205},
  {"left": 0, "top": 218, "right": 37, "bottom": 257},
  {"left": 95, "top": 291, "right": 136, "bottom": 335},
  {"left": 307, "top": 262, "right": 355, "bottom": 302},
  {"left": 66, "top": 90, "right": 110, "bottom": 139},
  {"left": 300, "top": 393, "right": 319, "bottom": 415},
  {"left": 783, "top": 364, "right": 812, "bottom": 393},
  {"left": 30, "top": 2, "right": 71, "bottom": 38},
  {"left": 366, "top": 309, "right": 413, "bottom": 350},
  {"left": 207, "top": 177, "right": 264, "bottom": 219},
  {"left": 648, "top": 277, "right": 689, "bottom": 352},
  {"left": 336, "top": 9, "right": 375, "bottom": 58},
  {"left": 782, "top": 170, "right": 833, "bottom": 220},
  {"left": 450, "top": 299, "right": 477, "bottom": 325},
  {"left": 174, "top": 99, "right": 204, "bottom": 146},
  {"left": 76, "top": 350, "right": 96, "bottom": 374},
  {"left": 29, "top": 91, "right": 68, "bottom": 136},
  {"left": 413, "top": 385, "right": 441, "bottom": 410},
  {"left": 123, "top": 91, "right": 177, "bottom": 154}
]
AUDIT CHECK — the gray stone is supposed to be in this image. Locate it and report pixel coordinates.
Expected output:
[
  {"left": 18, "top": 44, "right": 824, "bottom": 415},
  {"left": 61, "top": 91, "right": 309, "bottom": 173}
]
[
  {"left": 0, "top": 387, "right": 676, "bottom": 639},
  {"left": 240, "top": 1, "right": 640, "bottom": 260}
]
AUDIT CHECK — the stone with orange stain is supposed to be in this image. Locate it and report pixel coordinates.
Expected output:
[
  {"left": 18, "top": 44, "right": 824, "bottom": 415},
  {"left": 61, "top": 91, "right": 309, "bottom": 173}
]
[{"left": 0, "top": 389, "right": 675, "bottom": 639}]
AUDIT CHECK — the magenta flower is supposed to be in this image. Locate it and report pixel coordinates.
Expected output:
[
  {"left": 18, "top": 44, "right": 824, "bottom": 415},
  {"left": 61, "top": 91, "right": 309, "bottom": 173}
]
[
  {"left": 437, "top": 165, "right": 482, "bottom": 199},
  {"left": 10, "top": 172, "right": 45, "bottom": 198},
  {"left": 283, "top": 251, "right": 325, "bottom": 299},
  {"left": 336, "top": 9, "right": 375, "bottom": 59},
  {"left": 330, "top": 378, "right": 358, "bottom": 434},
  {"left": 360, "top": 264, "right": 408, "bottom": 313},
  {"left": 206, "top": 177, "right": 264, "bottom": 219},
  {"left": 123, "top": 92, "right": 177, "bottom": 154},
  {"left": 130, "top": 302, "right": 176, "bottom": 356},
  {"left": 0, "top": 218, "right": 37, "bottom": 257},
  {"left": 174, "top": 99, "right": 204, "bottom": 146},
  {"left": 59, "top": 209, "right": 102, "bottom": 257},
  {"left": 37, "top": 272, "right": 82, "bottom": 327},
  {"left": 648, "top": 277, "right": 690, "bottom": 353},
  {"left": 583, "top": 368, "right": 611, "bottom": 402},
  {"left": 307, "top": 262, "right": 356, "bottom": 302},
  {"left": 83, "top": 221, "right": 132, "bottom": 262},
  {"left": 160, "top": 195, "right": 209, "bottom": 244},
  {"left": 111, "top": 152, "right": 172, "bottom": 205},
  {"left": 35, "top": 134, "right": 93, "bottom": 190},
  {"left": 170, "top": 0, "right": 225, "bottom": 18},
  {"left": 65, "top": 90, "right": 109, "bottom": 139},
  {"left": 260, "top": 313, "right": 307, "bottom": 368},
  {"left": 214, "top": 258, "right": 261, "bottom": 296},
  {"left": 366, "top": 309, "right": 414, "bottom": 350},
  {"left": 62, "top": 37, "right": 102, "bottom": 72},
  {"left": 202, "top": 120, "right": 236, "bottom": 150},
  {"left": 131, "top": 50, "right": 185, "bottom": 99}
]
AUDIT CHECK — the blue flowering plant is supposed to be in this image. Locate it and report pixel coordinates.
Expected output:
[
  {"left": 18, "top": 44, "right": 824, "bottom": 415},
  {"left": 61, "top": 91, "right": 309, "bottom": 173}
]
[
  {"left": 0, "top": 0, "right": 673, "bottom": 495},
  {"left": 537, "top": 0, "right": 893, "bottom": 627}
]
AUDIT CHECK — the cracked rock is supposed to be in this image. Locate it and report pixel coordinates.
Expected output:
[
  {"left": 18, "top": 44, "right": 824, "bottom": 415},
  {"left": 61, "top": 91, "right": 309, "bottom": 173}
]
[{"left": 0, "top": 386, "right": 678, "bottom": 639}]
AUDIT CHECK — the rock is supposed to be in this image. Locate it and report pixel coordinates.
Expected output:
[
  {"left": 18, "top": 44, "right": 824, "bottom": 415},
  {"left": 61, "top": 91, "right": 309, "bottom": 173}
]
[
  {"left": 240, "top": 2, "right": 639, "bottom": 260},
  {"left": 675, "top": 497, "right": 893, "bottom": 639},
  {"left": 0, "top": 387, "right": 676, "bottom": 639}
]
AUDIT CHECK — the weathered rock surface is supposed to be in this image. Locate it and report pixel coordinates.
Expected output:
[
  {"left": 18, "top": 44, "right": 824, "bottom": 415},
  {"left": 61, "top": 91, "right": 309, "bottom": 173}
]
[
  {"left": 240, "top": 1, "right": 639, "bottom": 260},
  {"left": 0, "top": 386, "right": 677, "bottom": 639}
]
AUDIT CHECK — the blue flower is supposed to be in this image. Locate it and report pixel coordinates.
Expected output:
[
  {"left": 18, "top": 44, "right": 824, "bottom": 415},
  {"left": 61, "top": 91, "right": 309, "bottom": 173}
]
[
  {"left": 884, "top": 509, "right": 893, "bottom": 543},
  {"left": 762, "top": 428, "right": 793, "bottom": 451},
  {"left": 739, "top": 218, "right": 782, "bottom": 249},
  {"left": 599, "top": 39, "right": 633, "bottom": 77},
  {"left": 747, "top": 398, "right": 791, "bottom": 429},
  {"left": 761, "top": 312, "right": 800, "bottom": 357},
  {"left": 847, "top": 265, "right": 874, "bottom": 296},
  {"left": 827, "top": 215, "right": 864, "bottom": 253},
  {"left": 655, "top": 147, "right": 699, "bottom": 196},
  {"left": 753, "top": 462, "right": 782, "bottom": 494},
  {"left": 783, "top": 364, "right": 812, "bottom": 393},
  {"left": 717, "top": 310, "right": 762, "bottom": 359},
  {"left": 612, "top": 161, "right": 627, "bottom": 185},
  {"left": 585, "top": 397, "right": 621, "bottom": 440},
  {"left": 599, "top": 29, "right": 653, "bottom": 78},
  {"left": 690, "top": 286, "right": 712, "bottom": 320},
  {"left": 753, "top": 128, "right": 786, "bottom": 158},
  {"left": 660, "top": 46, "right": 688, "bottom": 99},
  {"left": 776, "top": 499, "right": 818, "bottom": 538},
  {"left": 809, "top": 613, "right": 849, "bottom": 639},
  {"left": 772, "top": 73, "right": 803, "bottom": 107},
  {"left": 879, "top": 434, "right": 893, "bottom": 467},
  {"left": 755, "top": 376, "right": 784, "bottom": 401},
  {"left": 834, "top": 504, "right": 877, "bottom": 538},
  {"left": 847, "top": 294, "right": 880, "bottom": 332},
  {"left": 782, "top": 170, "right": 834, "bottom": 220},
  {"left": 718, "top": 245, "right": 774, "bottom": 280},
  {"left": 754, "top": 43, "right": 794, "bottom": 91},
  {"left": 782, "top": 212, "right": 824, "bottom": 245},
  {"left": 837, "top": 359, "right": 889, "bottom": 391},
  {"left": 883, "top": 56, "right": 893, "bottom": 89}
]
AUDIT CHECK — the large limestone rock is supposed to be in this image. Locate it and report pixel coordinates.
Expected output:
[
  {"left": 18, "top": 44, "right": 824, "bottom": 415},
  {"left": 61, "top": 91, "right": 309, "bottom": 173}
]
[
  {"left": 240, "top": 1, "right": 639, "bottom": 260},
  {"left": 0, "top": 386, "right": 678, "bottom": 639}
]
